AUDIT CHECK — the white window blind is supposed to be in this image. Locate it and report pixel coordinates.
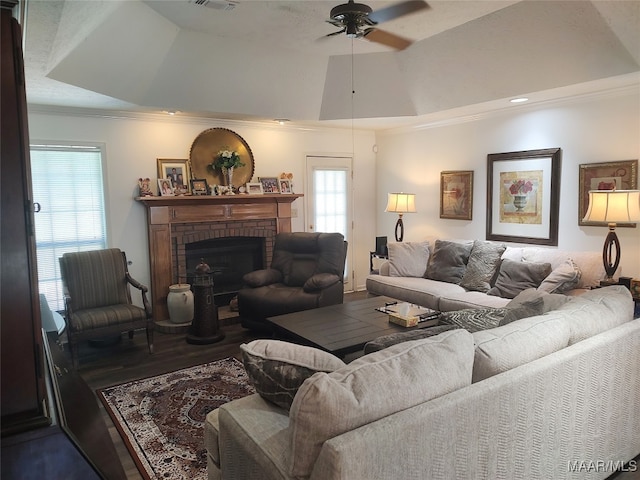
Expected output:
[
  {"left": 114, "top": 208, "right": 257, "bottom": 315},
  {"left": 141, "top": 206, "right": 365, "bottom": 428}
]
[{"left": 30, "top": 143, "right": 107, "bottom": 311}]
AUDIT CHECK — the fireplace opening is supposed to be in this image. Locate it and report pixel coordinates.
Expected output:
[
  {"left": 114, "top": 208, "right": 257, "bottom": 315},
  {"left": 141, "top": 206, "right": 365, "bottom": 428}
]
[{"left": 185, "top": 236, "right": 265, "bottom": 306}]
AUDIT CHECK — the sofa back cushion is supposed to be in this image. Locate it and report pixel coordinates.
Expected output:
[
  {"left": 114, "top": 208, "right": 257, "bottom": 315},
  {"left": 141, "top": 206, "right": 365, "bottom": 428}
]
[
  {"left": 387, "top": 241, "right": 430, "bottom": 277},
  {"left": 521, "top": 248, "right": 606, "bottom": 289},
  {"left": 425, "top": 240, "right": 473, "bottom": 284},
  {"left": 557, "top": 285, "right": 634, "bottom": 344},
  {"left": 472, "top": 314, "right": 571, "bottom": 382},
  {"left": 288, "top": 329, "right": 474, "bottom": 477}
]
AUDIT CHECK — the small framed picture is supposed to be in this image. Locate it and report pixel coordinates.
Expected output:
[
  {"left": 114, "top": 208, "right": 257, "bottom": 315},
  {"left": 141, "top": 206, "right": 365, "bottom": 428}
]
[
  {"left": 440, "top": 170, "right": 473, "bottom": 220},
  {"left": 278, "top": 179, "right": 292, "bottom": 194},
  {"left": 246, "top": 182, "right": 264, "bottom": 194},
  {"left": 259, "top": 177, "right": 279, "bottom": 193},
  {"left": 158, "top": 178, "right": 174, "bottom": 196},
  {"left": 190, "top": 178, "right": 209, "bottom": 195}
]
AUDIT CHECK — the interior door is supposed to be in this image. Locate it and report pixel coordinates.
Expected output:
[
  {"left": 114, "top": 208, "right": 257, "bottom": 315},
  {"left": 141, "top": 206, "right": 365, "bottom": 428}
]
[{"left": 305, "top": 155, "right": 353, "bottom": 291}]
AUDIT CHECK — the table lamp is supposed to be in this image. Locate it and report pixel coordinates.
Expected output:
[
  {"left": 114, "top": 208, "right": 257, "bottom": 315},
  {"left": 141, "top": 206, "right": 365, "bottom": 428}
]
[
  {"left": 582, "top": 189, "right": 640, "bottom": 282},
  {"left": 385, "top": 192, "right": 416, "bottom": 242}
]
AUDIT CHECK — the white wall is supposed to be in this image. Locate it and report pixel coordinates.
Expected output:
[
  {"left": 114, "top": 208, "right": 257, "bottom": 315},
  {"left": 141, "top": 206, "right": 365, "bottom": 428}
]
[
  {"left": 375, "top": 89, "right": 640, "bottom": 279},
  {"left": 27, "top": 111, "right": 377, "bottom": 298}
]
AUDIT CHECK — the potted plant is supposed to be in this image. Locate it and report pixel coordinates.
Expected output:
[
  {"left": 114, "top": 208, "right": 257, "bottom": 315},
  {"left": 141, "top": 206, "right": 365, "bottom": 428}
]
[{"left": 210, "top": 148, "right": 245, "bottom": 188}]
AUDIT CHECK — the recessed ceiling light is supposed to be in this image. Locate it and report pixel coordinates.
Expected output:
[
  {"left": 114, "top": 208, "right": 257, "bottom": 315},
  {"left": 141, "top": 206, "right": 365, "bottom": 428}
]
[
  {"left": 274, "top": 118, "right": 290, "bottom": 125},
  {"left": 510, "top": 97, "right": 529, "bottom": 104},
  {"left": 165, "top": 110, "right": 178, "bottom": 115}
]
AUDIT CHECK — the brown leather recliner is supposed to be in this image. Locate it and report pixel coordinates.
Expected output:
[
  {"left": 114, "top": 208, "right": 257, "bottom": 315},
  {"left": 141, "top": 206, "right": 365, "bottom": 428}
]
[{"left": 238, "top": 232, "right": 347, "bottom": 331}]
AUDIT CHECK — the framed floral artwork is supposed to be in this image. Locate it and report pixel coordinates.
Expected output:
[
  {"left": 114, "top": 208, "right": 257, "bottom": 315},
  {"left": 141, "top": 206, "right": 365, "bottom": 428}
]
[
  {"left": 487, "top": 148, "right": 561, "bottom": 245},
  {"left": 578, "top": 160, "right": 638, "bottom": 227},
  {"left": 440, "top": 170, "right": 473, "bottom": 220}
]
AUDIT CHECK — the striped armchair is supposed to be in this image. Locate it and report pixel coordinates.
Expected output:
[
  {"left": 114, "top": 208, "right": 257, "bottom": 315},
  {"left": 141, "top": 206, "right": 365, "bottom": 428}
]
[{"left": 59, "top": 248, "right": 153, "bottom": 368}]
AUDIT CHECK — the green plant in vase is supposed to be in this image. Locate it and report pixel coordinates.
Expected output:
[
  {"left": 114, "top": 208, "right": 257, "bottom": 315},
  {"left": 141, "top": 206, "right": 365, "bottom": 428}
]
[{"left": 210, "top": 148, "right": 245, "bottom": 189}]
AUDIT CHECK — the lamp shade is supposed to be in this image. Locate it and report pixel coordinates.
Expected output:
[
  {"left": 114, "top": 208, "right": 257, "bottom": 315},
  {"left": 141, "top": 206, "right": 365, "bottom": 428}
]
[
  {"left": 385, "top": 193, "right": 417, "bottom": 213},
  {"left": 583, "top": 190, "right": 640, "bottom": 223}
]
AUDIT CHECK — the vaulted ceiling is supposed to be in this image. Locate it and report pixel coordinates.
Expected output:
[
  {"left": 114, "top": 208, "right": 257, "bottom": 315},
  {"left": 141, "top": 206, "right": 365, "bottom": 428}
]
[{"left": 23, "top": 0, "right": 640, "bottom": 130}]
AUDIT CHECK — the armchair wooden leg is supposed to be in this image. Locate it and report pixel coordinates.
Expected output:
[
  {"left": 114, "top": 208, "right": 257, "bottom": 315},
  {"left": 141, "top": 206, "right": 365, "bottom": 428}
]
[
  {"left": 128, "top": 330, "right": 134, "bottom": 340},
  {"left": 146, "top": 327, "right": 154, "bottom": 354},
  {"left": 69, "top": 338, "right": 79, "bottom": 369}
]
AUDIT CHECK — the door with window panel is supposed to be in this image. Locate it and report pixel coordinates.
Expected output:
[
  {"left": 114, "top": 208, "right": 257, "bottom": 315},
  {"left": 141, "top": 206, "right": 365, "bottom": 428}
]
[{"left": 306, "top": 156, "right": 353, "bottom": 291}]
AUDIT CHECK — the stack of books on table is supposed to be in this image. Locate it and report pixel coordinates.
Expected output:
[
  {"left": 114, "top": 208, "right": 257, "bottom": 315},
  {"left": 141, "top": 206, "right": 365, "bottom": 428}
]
[{"left": 378, "top": 302, "right": 440, "bottom": 328}]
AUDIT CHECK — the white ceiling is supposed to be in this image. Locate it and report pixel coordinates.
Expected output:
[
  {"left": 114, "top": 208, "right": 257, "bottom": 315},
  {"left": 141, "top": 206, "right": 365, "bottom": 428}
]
[{"left": 22, "top": 0, "right": 640, "bottom": 130}]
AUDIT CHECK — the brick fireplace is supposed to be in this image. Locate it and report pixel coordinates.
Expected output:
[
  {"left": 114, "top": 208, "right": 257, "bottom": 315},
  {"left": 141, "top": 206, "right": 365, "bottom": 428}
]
[{"left": 136, "top": 194, "right": 302, "bottom": 322}]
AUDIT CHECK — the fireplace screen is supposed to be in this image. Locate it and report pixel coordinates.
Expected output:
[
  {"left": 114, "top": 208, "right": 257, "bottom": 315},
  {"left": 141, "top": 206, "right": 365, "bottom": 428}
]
[{"left": 185, "top": 236, "right": 265, "bottom": 305}]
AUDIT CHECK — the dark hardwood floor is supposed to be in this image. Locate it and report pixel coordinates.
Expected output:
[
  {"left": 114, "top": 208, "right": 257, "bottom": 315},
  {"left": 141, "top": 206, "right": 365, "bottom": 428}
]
[
  {"left": 74, "top": 291, "right": 369, "bottom": 479},
  {"left": 71, "top": 290, "right": 638, "bottom": 480}
]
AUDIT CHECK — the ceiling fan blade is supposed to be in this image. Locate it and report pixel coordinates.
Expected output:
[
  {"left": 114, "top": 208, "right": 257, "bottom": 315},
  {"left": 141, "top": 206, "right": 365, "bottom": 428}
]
[
  {"left": 363, "top": 28, "right": 412, "bottom": 50},
  {"left": 325, "top": 28, "right": 347, "bottom": 38},
  {"left": 368, "top": 0, "right": 430, "bottom": 24}
]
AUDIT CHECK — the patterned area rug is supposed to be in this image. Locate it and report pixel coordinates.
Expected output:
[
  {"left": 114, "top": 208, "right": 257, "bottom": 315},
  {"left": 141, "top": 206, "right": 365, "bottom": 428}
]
[{"left": 98, "top": 357, "right": 255, "bottom": 480}]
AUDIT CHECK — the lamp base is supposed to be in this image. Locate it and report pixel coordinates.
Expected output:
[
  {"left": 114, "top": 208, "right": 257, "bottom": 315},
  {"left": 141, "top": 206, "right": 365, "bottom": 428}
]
[
  {"left": 602, "top": 224, "right": 621, "bottom": 281},
  {"left": 394, "top": 215, "right": 404, "bottom": 242}
]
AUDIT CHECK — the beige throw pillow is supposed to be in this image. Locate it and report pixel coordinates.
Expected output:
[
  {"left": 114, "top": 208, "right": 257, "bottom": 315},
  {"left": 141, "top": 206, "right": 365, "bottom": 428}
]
[{"left": 387, "top": 241, "right": 430, "bottom": 277}]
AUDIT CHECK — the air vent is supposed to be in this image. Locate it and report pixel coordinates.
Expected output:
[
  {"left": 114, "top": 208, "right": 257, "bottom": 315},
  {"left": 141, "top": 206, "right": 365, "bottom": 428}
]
[{"left": 188, "top": 0, "right": 237, "bottom": 10}]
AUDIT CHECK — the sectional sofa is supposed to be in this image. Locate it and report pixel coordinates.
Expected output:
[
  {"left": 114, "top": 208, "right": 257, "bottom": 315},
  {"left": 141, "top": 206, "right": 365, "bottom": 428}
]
[
  {"left": 366, "top": 239, "right": 609, "bottom": 311},
  {"left": 206, "top": 285, "right": 639, "bottom": 479}
]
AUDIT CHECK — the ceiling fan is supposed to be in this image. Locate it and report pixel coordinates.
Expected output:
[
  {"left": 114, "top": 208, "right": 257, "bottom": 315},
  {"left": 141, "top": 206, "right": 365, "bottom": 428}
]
[{"left": 325, "top": 0, "right": 430, "bottom": 50}]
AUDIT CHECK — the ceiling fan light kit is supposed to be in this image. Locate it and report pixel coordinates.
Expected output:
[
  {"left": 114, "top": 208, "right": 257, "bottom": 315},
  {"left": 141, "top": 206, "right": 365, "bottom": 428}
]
[{"left": 326, "top": 0, "right": 429, "bottom": 50}]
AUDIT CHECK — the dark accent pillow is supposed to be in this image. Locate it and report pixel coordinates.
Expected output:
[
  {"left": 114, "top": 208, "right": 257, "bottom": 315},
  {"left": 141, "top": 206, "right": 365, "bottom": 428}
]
[
  {"left": 363, "top": 324, "right": 458, "bottom": 354},
  {"left": 459, "top": 240, "right": 506, "bottom": 292},
  {"left": 439, "top": 307, "right": 509, "bottom": 332},
  {"left": 240, "top": 340, "right": 345, "bottom": 410},
  {"left": 424, "top": 240, "right": 473, "bottom": 284},
  {"left": 487, "top": 259, "right": 552, "bottom": 299},
  {"left": 507, "top": 288, "right": 572, "bottom": 313},
  {"left": 499, "top": 297, "right": 545, "bottom": 326}
]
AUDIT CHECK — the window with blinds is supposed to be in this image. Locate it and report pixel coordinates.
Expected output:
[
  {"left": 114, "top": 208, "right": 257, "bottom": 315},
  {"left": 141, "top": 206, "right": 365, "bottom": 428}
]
[{"left": 30, "top": 143, "right": 107, "bottom": 311}]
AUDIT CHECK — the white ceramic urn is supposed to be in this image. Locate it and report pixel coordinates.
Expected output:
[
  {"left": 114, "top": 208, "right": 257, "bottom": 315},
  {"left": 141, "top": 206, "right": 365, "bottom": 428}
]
[{"left": 167, "top": 283, "right": 194, "bottom": 324}]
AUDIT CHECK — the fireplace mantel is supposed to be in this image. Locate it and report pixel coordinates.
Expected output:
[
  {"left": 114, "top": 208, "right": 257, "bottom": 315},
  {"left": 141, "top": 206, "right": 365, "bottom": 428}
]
[{"left": 136, "top": 194, "right": 303, "bottom": 322}]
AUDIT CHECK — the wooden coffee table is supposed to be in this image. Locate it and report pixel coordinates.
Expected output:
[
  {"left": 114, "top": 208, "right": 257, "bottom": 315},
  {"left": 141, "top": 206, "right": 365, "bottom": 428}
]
[{"left": 266, "top": 296, "right": 437, "bottom": 358}]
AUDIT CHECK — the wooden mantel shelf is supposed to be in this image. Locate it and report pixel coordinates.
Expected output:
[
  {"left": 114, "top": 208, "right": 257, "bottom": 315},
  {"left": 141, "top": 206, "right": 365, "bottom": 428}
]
[
  {"left": 136, "top": 193, "right": 302, "bottom": 207},
  {"left": 136, "top": 193, "right": 303, "bottom": 322}
]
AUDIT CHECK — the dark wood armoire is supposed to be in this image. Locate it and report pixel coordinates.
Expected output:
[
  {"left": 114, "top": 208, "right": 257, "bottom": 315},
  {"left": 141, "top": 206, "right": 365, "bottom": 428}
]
[
  {"left": 1, "top": 2, "right": 124, "bottom": 478},
  {"left": 0, "top": 0, "right": 48, "bottom": 436}
]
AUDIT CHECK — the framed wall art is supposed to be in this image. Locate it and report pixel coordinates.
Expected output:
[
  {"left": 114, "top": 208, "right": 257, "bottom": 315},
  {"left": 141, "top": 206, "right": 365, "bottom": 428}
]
[
  {"left": 486, "top": 148, "right": 561, "bottom": 246},
  {"left": 440, "top": 170, "right": 473, "bottom": 220},
  {"left": 157, "top": 158, "right": 191, "bottom": 194},
  {"left": 578, "top": 160, "right": 638, "bottom": 227},
  {"left": 190, "top": 178, "right": 209, "bottom": 196}
]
